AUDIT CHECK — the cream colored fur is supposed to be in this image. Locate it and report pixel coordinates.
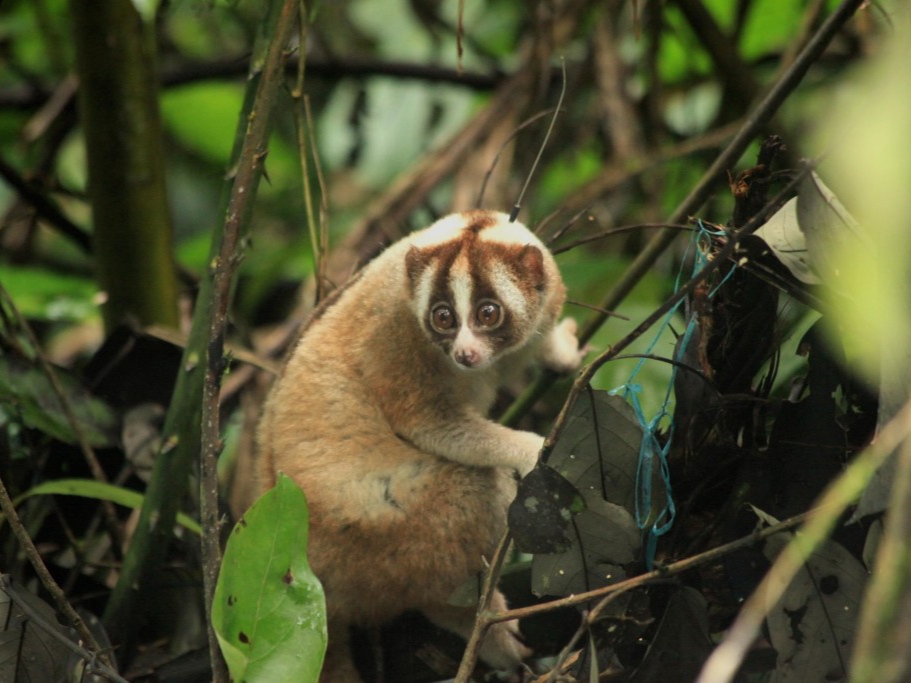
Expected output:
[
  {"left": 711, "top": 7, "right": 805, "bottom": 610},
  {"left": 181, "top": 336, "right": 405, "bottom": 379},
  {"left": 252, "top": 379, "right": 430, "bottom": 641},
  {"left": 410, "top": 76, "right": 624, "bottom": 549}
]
[{"left": 257, "top": 210, "right": 584, "bottom": 681}]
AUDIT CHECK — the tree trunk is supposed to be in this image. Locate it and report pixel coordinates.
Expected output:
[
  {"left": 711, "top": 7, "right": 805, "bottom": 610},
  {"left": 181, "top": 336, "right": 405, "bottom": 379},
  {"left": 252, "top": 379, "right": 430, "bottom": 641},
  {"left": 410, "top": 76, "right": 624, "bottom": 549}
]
[{"left": 70, "top": 0, "right": 179, "bottom": 330}]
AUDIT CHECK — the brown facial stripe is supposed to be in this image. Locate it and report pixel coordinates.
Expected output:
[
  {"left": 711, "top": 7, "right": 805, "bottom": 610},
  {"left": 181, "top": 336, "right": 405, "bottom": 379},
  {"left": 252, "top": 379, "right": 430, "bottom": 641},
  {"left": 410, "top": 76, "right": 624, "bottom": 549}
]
[
  {"left": 404, "top": 210, "right": 499, "bottom": 286},
  {"left": 460, "top": 210, "right": 500, "bottom": 233}
]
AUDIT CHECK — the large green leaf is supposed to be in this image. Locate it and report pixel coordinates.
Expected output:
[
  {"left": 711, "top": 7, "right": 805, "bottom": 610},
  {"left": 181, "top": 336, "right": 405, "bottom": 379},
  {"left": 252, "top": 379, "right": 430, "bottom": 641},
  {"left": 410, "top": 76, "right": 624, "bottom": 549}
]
[{"left": 212, "top": 474, "right": 326, "bottom": 682}]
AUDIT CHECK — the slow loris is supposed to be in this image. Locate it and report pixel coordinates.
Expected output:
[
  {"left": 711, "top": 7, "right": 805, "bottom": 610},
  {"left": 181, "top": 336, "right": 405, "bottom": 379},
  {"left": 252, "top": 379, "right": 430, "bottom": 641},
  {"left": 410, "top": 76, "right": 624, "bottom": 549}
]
[{"left": 258, "top": 209, "right": 585, "bottom": 681}]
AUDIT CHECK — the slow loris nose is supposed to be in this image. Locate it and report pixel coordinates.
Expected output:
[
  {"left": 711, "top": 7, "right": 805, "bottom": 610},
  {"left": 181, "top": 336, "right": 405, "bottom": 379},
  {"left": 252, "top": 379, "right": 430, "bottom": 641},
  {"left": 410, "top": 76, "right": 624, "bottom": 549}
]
[{"left": 455, "top": 348, "right": 480, "bottom": 368}]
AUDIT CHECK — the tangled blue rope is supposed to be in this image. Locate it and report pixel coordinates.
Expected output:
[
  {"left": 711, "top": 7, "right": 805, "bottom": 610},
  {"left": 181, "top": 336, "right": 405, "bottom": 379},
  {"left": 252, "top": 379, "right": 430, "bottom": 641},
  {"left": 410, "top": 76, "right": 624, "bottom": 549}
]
[{"left": 611, "top": 220, "right": 733, "bottom": 568}]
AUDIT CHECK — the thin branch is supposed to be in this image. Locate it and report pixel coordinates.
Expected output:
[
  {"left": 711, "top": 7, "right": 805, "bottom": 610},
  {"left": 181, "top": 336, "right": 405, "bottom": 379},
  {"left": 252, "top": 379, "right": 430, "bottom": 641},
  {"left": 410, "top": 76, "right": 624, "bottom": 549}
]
[
  {"left": 0, "top": 55, "right": 503, "bottom": 110},
  {"left": 551, "top": 222, "right": 694, "bottom": 255},
  {"left": 291, "top": 6, "right": 322, "bottom": 303},
  {"left": 474, "top": 108, "right": 555, "bottom": 210},
  {"left": 509, "top": 59, "right": 566, "bottom": 222},
  {"left": 851, "top": 413, "right": 911, "bottom": 681},
  {"left": 543, "top": 590, "right": 637, "bottom": 682},
  {"left": 199, "top": 1, "right": 301, "bottom": 681},
  {"left": 0, "top": 576, "right": 128, "bottom": 683},
  {"left": 305, "top": 96, "right": 330, "bottom": 303},
  {"left": 564, "top": 299, "right": 629, "bottom": 321},
  {"left": 674, "top": 0, "right": 761, "bottom": 108},
  {"left": 453, "top": 532, "right": 513, "bottom": 683}
]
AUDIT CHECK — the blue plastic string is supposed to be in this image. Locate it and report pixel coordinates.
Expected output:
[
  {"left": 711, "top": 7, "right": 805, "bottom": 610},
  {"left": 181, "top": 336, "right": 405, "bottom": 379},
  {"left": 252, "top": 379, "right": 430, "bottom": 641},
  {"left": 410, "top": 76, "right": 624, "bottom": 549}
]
[{"left": 610, "top": 220, "right": 732, "bottom": 568}]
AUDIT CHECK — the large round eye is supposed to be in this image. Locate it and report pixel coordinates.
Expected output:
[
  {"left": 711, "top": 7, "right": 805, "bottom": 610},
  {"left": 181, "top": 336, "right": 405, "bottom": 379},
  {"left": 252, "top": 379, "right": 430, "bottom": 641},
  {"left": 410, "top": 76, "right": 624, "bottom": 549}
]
[
  {"left": 430, "top": 304, "right": 456, "bottom": 332},
  {"left": 476, "top": 301, "right": 502, "bottom": 328}
]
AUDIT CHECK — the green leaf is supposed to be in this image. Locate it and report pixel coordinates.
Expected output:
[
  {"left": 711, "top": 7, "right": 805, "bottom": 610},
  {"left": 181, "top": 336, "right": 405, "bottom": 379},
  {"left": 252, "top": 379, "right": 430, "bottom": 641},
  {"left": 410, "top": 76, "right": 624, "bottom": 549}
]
[
  {"left": 213, "top": 474, "right": 327, "bottom": 682},
  {"left": 0, "top": 266, "right": 98, "bottom": 322},
  {"left": 10, "top": 479, "right": 201, "bottom": 536},
  {"left": 161, "top": 82, "right": 245, "bottom": 165},
  {"left": 0, "top": 355, "right": 117, "bottom": 447}
]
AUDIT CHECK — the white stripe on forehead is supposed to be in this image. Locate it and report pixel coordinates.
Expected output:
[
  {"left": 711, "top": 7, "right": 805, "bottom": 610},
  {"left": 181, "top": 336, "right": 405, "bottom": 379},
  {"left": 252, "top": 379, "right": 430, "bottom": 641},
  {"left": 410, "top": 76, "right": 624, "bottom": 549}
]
[
  {"left": 449, "top": 254, "right": 473, "bottom": 326},
  {"left": 488, "top": 262, "right": 528, "bottom": 319},
  {"left": 410, "top": 213, "right": 479, "bottom": 249}
]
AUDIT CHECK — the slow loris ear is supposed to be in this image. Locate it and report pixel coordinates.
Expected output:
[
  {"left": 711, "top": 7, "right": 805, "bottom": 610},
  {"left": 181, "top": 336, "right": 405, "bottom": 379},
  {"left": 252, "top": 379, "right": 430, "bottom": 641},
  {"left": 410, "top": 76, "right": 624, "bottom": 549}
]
[
  {"left": 405, "top": 246, "right": 431, "bottom": 286},
  {"left": 517, "top": 244, "right": 546, "bottom": 290}
]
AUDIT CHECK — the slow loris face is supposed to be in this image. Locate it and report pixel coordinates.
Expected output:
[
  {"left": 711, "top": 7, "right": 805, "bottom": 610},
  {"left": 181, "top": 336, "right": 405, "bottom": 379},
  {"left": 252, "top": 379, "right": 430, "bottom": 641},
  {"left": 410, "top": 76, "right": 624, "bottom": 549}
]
[{"left": 405, "top": 213, "right": 549, "bottom": 371}]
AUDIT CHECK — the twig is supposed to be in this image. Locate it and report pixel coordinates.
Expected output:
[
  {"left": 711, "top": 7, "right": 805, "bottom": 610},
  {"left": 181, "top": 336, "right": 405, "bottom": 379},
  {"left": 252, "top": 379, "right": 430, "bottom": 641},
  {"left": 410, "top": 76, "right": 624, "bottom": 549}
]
[
  {"left": 291, "top": 6, "right": 322, "bottom": 303},
  {"left": 696, "top": 398, "right": 911, "bottom": 683},
  {"left": 144, "top": 324, "right": 280, "bottom": 375},
  {"left": 474, "top": 109, "right": 555, "bottom": 210},
  {"left": 674, "top": 0, "right": 760, "bottom": 109},
  {"left": 544, "top": 590, "right": 632, "bottom": 683},
  {"left": 0, "top": 55, "right": 505, "bottom": 111},
  {"left": 508, "top": 58, "right": 566, "bottom": 223},
  {"left": 0, "top": 475, "right": 113, "bottom": 671},
  {"left": 550, "top": 222, "right": 694, "bottom": 255},
  {"left": 564, "top": 299, "right": 629, "bottom": 321},
  {"left": 453, "top": 532, "right": 513, "bottom": 683},
  {"left": 199, "top": 1, "right": 301, "bottom": 681},
  {"left": 305, "top": 96, "right": 330, "bottom": 303}
]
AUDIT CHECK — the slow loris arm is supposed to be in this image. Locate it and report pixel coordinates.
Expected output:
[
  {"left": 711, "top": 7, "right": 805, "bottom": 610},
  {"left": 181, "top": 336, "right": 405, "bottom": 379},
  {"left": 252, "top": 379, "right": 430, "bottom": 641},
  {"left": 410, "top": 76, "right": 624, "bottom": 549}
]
[{"left": 404, "top": 413, "right": 543, "bottom": 476}]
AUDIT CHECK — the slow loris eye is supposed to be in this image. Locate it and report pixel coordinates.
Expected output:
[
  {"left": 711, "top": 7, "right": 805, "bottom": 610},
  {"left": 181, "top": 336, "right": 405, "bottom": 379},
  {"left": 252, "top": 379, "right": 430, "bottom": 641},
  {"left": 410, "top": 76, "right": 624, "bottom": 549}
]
[
  {"left": 476, "top": 302, "right": 502, "bottom": 328},
  {"left": 430, "top": 304, "right": 456, "bottom": 332}
]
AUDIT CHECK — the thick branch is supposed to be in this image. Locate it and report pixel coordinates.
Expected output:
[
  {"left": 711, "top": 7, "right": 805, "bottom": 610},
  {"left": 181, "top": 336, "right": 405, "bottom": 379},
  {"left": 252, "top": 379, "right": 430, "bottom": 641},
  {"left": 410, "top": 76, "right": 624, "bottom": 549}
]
[{"left": 70, "top": 0, "right": 179, "bottom": 330}]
